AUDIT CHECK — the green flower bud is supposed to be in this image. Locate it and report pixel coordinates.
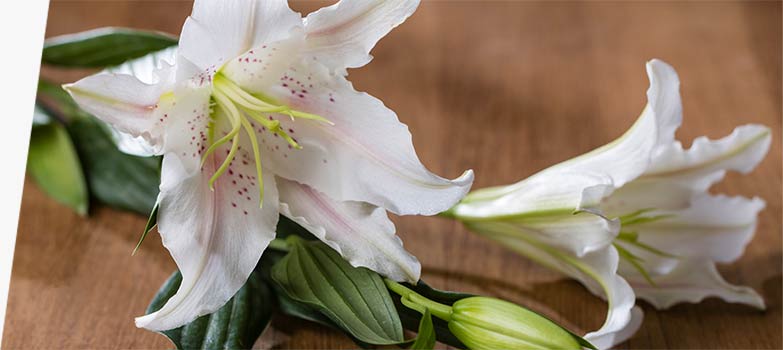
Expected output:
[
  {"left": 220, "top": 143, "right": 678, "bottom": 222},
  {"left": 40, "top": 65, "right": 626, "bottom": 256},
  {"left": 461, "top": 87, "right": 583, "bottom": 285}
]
[{"left": 449, "top": 297, "right": 587, "bottom": 350}]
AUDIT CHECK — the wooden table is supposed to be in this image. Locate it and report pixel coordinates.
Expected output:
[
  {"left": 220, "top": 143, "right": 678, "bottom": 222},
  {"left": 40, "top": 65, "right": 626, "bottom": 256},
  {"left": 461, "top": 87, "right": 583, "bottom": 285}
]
[{"left": 4, "top": 1, "right": 781, "bottom": 349}]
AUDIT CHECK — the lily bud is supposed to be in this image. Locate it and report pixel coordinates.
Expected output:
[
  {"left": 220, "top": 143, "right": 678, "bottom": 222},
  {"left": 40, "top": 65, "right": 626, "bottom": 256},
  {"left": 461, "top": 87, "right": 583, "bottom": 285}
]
[{"left": 448, "top": 296, "right": 590, "bottom": 350}]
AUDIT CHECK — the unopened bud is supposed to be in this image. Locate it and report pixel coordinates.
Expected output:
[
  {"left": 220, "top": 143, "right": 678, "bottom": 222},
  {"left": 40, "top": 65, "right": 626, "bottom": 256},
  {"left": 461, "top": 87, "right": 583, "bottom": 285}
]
[{"left": 449, "top": 297, "right": 590, "bottom": 350}]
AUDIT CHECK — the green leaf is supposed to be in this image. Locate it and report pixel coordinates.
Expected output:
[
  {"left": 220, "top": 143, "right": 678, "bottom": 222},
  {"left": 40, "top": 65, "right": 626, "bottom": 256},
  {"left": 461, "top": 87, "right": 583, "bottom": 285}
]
[
  {"left": 67, "top": 116, "right": 160, "bottom": 215},
  {"left": 42, "top": 27, "right": 177, "bottom": 67},
  {"left": 271, "top": 281, "right": 340, "bottom": 329},
  {"left": 27, "top": 105, "right": 88, "bottom": 215},
  {"left": 411, "top": 309, "right": 436, "bottom": 350},
  {"left": 146, "top": 270, "right": 274, "bottom": 350},
  {"left": 133, "top": 202, "right": 158, "bottom": 255},
  {"left": 271, "top": 236, "right": 404, "bottom": 345}
]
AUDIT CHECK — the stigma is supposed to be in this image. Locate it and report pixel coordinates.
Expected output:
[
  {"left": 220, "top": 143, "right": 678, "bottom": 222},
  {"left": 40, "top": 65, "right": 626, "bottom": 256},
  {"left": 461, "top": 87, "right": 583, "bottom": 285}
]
[{"left": 202, "top": 73, "right": 331, "bottom": 207}]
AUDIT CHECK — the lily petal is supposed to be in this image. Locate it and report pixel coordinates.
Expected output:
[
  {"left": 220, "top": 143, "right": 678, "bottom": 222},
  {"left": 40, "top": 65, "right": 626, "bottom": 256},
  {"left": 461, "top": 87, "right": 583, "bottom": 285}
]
[
  {"left": 452, "top": 60, "right": 683, "bottom": 256},
  {"left": 63, "top": 49, "right": 176, "bottom": 153},
  {"left": 136, "top": 148, "right": 279, "bottom": 331},
  {"left": 606, "top": 125, "right": 771, "bottom": 213},
  {"left": 103, "top": 47, "right": 178, "bottom": 156},
  {"left": 626, "top": 194, "right": 765, "bottom": 264},
  {"left": 454, "top": 172, "right": 619, "bottom": 257},
  {"left": 461, "top": 59, "right": 682, "bottom": 210},
  {"left": 303, "top": 0, "right": 420, "bottom": 74},
  {"left": 179, "top": 0, "right": 302, "bottom": 70},
  {"left": 234, "top": 58, "right": 473, "bottom": 216},
  {"left": 626, "top": 258, "right": 765, "bottom": 310},
  {"left": 645, "top": 59, "right": 682, "bottom": 147},
  {"left": 107, "top": 46, "right": 177, "bottom": 85},
  {"left": 475, "top": 228, "right": 639, "bottom": 349},
  {"left": 277, "top": 177, "right": 421, "bottom": 282}
]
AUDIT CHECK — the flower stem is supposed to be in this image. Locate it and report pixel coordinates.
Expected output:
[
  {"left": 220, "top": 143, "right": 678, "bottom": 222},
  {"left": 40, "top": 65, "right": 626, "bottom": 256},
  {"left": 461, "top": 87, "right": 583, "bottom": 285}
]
[{"left": 383, "top": 279, "right": 453, "bottom": 322}]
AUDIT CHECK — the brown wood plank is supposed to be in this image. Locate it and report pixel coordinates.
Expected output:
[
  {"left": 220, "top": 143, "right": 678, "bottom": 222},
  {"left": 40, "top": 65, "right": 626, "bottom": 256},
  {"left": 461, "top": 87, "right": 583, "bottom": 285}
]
[{"left": 4, "top": 1, "right": 781, "bottom": 349}]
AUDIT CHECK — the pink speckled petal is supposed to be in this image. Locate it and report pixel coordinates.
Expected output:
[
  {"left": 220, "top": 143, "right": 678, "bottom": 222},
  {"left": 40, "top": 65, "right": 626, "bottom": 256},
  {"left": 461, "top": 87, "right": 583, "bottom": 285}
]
[
  {"left": 179, "top": 0, "right": 302, "bottom": 70},
  {"left": 63, "top": 48, "right": 177, "bottom": 154},
  {"left": 136, "top": 141, "right": 279, "bottom": 331},
  {"left": 228, "top": 57, "right": 473, "bottom": 216},
  {"left": 303, "top": 0, "right": 420, "bottom": 74},
  {"left": 277, "top": 177, "right": 421, "bottom": 282}
]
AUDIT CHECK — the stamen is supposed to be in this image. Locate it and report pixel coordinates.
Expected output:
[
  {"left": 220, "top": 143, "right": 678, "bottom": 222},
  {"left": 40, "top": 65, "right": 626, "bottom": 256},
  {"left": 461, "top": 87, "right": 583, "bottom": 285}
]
[
  {"left": 214, "top": 74, "right": 282, "bottom": 111},
  {"left": 238, "top": 115, "right": 265, "bottom": 207},
  {"left": 201, "top": 95, "right": 240, "bottom": 168},
  {"left": 289, "top": 110, "right": 334, "bottom": 125},
  {"left": 208, "top": 90, "right": 242, "bottom": 190},
  {"left": 242, "top": 109, "right": 302, "bottom": 150},
  {"left": 201, "top": 72, "right": 333, "bottom": 205},
  {"left": 215, "top": 73, "right": 332, "bottom": 125}
]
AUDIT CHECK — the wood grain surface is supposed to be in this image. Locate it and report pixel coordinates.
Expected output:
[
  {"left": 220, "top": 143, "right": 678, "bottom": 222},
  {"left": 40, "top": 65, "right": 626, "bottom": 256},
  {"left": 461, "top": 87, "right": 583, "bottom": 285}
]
[{"left": 4, "top": 1, "right": 781, "bottom": 349}]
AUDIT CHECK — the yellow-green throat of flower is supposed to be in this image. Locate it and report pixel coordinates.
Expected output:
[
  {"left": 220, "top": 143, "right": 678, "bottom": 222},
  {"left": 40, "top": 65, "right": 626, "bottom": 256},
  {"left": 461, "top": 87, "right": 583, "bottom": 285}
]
[{"left": 203, "top": 73, "right": 331, "bottom": 207}]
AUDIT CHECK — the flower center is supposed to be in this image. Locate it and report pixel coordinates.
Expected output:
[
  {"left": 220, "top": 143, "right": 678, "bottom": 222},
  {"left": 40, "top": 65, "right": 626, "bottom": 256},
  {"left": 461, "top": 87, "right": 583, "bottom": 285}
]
[
  {"left": 203, "top": 73, "right": 331, "bottom": 206},
  {"left": 613, "top": 211, "right": 678, "bottom": 285}
]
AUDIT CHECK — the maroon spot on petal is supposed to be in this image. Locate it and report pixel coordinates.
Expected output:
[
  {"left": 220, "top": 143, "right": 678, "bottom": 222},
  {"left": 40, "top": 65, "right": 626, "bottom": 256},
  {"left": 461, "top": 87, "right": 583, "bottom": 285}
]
[{"left": 232, "top": 202, "right": 237, "bottom": 207}]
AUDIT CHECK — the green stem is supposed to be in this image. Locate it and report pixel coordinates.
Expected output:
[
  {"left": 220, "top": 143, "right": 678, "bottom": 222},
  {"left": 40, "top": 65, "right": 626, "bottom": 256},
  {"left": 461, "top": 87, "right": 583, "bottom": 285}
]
[
  {"left": 383, "top": 279, "right": 453, "bottom": 322},
  {"left": 268, "top": 237, "right": 291, "bottom": 252},
  {"left": 437, "top": 206, "right": 457, "bottom": 219}
]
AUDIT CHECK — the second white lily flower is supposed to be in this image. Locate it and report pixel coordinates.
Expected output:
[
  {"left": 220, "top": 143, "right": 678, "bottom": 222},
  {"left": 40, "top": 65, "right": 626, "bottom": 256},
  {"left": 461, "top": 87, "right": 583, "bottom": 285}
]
[
  {"left": 65, "top": 0, "right": 474, "bottom": 332},
  {"left": 450, "top": 59, "right": 770, "bottom": 349}
]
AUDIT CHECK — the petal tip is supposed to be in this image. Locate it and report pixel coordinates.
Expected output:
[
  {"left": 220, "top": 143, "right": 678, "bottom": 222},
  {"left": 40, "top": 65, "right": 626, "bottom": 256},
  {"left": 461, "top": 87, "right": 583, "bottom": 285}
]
[{"left": 455, "top": 168, "right": 476, "bottom": 187}]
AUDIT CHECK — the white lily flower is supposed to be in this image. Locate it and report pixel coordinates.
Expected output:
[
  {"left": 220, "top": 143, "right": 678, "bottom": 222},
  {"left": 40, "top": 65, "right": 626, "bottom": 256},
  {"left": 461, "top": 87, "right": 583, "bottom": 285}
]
[
  {"left": 65, "top": 0, "right": 473, "bottom": 332},
  {"left": 450, "top": 59, "right": 770, "bottom": 348}
]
